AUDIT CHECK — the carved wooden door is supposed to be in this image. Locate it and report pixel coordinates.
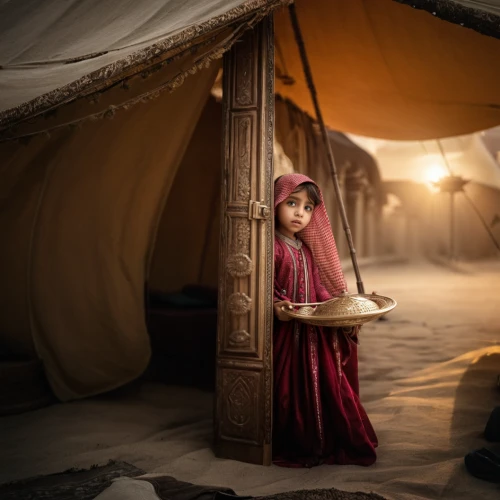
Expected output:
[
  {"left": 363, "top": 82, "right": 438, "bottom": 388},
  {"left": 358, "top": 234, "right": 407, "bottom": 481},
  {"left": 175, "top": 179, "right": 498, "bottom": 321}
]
[{"left": 215, "top": 17, "right": 274, "bottom": 466}]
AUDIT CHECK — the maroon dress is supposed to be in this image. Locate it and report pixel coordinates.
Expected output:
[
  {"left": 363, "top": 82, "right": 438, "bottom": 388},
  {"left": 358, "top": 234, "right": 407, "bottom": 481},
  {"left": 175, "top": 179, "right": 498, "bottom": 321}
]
[{"left": 273, "top": 232, "right": 378, "bottom": 467}]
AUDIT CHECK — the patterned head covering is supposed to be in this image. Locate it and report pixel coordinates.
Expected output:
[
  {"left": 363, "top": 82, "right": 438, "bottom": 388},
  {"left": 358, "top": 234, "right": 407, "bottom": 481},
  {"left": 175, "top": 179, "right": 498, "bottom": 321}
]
[{"left": 274, "top": 173, "right": 347, "bottom": 296}]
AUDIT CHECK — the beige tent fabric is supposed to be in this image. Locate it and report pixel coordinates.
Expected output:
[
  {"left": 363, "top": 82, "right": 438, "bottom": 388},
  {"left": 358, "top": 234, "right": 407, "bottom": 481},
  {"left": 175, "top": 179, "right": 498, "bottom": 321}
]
[
  {"left": 0, "top": 64, "right": 219, "bottom": 400},
  {"left": 149, "top": 96, "right": 223, "bottom": 293},
  {"left": 274, "top": 0, "right": 500, "bottom": 139},
  {"left": 0, "top": 140, "right": 58, "bottom": 359},
  {"left": 0, "top": 1, "right": 258, "bottom": 104},
  {"left": 0, "top": 0, "right": 285, "bottom": 127},
  {"left": 2, "top": 28, "right": 236, "bottom": 140}
]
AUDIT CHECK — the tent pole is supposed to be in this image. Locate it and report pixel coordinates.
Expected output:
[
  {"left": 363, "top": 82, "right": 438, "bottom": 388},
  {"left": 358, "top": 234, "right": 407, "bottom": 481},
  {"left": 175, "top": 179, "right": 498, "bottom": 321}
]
[{"left": 288, "top": 4, "right": 365, "bottom": 293}]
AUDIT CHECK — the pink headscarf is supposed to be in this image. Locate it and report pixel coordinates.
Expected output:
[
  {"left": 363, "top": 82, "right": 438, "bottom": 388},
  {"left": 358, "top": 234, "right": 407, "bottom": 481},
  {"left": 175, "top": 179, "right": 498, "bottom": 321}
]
[{"left": 274, "top": 173, "right": 347, "bottom": 296}]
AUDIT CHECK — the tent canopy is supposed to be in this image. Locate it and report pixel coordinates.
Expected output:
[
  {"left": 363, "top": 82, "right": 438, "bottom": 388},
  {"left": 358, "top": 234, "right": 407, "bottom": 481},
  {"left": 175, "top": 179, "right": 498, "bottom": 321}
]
[{"left": 2, "top": 0, "right": 500, "bottom": 139}]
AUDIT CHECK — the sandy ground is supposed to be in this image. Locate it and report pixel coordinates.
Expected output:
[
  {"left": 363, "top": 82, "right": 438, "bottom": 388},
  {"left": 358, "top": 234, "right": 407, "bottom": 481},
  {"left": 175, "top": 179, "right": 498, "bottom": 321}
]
[{"left": 1, "top": 259, "right": 500, "bottom": 499}]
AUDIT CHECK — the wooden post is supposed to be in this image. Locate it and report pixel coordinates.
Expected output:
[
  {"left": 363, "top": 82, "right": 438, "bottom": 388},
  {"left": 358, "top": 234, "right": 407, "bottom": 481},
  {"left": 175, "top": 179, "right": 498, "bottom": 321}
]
[{"left": 214, "top": 17, "right": 275, "bottom": 465}]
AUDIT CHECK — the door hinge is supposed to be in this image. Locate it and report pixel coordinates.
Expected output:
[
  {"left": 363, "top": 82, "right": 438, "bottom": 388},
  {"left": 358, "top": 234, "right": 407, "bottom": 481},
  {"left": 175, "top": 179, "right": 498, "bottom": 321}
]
[{"left": 248, "top": 200, "right": 270, "bottom": 220}]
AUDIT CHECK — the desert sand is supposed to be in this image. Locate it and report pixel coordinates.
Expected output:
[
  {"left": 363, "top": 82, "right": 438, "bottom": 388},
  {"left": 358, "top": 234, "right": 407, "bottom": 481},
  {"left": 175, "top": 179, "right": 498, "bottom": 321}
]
[{"left": 1, "top": 259, "right": 499, "bottom": 499}]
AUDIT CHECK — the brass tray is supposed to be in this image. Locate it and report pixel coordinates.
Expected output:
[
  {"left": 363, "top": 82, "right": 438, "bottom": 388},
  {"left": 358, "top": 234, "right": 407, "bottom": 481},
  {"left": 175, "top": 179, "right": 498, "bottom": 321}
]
[{"left": 280, "top": 293, "right": 397, "bottom": 327}]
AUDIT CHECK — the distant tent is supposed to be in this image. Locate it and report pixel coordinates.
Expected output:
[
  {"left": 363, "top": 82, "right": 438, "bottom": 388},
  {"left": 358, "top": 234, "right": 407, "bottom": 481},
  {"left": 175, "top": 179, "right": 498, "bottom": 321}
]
[{"left": 1, "top": 0, "right": 500, "bottom": 401}]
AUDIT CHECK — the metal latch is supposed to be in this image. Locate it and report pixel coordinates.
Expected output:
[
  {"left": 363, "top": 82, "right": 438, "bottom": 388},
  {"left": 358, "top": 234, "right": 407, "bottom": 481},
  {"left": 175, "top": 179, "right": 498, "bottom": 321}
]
[{"left": 248, "top": 200, "right": 270, "bottom": 220}]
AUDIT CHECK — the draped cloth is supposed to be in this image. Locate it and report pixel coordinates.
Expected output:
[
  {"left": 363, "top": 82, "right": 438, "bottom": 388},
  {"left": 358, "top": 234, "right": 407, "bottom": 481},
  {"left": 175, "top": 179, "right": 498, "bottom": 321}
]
[
  {"left": 0, "top": 64, "right": 220, "bottom": 401},
  {"left": 273, "top": 174, "right": 377, "bottom": 467}
]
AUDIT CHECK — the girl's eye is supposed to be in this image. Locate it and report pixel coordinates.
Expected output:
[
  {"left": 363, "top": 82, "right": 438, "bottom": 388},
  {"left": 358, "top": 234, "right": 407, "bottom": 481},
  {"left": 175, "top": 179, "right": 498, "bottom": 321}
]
[
  {"left": 305, "top": 205, "right": 313, "bottom": 212},
  {"left": 287, "top": 201, "right": 296, "bottom": 207}
]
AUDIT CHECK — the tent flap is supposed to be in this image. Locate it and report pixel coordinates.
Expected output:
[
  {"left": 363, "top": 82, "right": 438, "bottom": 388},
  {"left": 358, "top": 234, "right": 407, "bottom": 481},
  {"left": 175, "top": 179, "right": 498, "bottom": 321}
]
[{"left": 0, "top": 64, "right": 219, "bottom": 401}]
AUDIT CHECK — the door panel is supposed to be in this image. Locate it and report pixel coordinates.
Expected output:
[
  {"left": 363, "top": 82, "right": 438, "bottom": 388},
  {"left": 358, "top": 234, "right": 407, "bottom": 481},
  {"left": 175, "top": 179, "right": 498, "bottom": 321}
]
[{"left": 215, "top": 16, "right": 275, "bottom": 466}]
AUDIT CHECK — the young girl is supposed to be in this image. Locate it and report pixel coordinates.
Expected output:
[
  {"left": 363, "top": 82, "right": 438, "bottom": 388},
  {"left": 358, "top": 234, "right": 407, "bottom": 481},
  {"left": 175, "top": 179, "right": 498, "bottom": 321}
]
[{"left": 273, "top": 173, "right": 377, "bottom": 468}]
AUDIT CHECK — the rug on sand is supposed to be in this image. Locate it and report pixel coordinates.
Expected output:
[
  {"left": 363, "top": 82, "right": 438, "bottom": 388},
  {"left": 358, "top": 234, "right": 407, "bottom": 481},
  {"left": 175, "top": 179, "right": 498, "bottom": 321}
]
[
  {"left": 136, "top": 476, "right": 385, "bottom": 500},
  {"left": 0, "top": 460, "right": 145, "bottom": 500},
  {"left": 139, "top": 475, "right": 386, "bottom": 500},
  {"left": 255, "top": 491, "right": 386, "bottom": 500},
  {"left": 0, "top": 462, "right": 387, "bottom": 500}
]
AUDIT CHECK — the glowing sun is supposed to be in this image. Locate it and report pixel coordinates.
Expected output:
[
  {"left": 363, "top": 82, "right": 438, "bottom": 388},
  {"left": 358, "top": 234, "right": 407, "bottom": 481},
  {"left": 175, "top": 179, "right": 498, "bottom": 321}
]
[{"left": 424, "top": 163, "right": 448, "bottom": 191}]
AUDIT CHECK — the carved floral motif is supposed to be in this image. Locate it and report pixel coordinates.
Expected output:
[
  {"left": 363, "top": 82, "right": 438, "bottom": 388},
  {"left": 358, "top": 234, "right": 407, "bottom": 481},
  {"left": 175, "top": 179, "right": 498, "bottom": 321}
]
[
  {"left": 227, "top": 292, "right": 252, "bottom": 315},
  {"left": 227, "top": 253, "right": 253, "bottom": 278}
]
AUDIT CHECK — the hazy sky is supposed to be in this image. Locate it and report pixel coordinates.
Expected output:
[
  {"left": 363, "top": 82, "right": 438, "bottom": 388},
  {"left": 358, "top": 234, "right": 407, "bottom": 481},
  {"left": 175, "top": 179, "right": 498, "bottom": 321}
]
[{"left": 348, "top": 128, "right": 500, "bottom": 189}]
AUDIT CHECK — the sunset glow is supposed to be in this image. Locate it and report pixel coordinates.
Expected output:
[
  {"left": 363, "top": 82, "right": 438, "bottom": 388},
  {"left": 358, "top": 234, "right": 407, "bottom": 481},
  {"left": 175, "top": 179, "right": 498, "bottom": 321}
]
[{"left": 424, "top": 163, "right": 448, "bottom": 191}]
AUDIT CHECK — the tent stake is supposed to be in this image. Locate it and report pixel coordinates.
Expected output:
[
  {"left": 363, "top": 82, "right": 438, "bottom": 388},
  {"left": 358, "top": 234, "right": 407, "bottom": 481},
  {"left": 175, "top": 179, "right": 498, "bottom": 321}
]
[{"left": 288, "top": 4, "right": 365, "bottom": 293}]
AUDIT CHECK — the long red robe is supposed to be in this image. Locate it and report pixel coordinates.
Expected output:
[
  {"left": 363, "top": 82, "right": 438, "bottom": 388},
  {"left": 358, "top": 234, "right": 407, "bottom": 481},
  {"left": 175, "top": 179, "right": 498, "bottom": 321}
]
[{"left": 273, "top": 233, "right": 378, "bottom": 467}]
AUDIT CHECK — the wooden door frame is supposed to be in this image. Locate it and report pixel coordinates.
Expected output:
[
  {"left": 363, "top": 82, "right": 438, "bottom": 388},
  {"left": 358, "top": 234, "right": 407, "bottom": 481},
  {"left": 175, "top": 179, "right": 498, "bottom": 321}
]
[{"left": 214, "top": 16, "right": 275, "bottom": 466}]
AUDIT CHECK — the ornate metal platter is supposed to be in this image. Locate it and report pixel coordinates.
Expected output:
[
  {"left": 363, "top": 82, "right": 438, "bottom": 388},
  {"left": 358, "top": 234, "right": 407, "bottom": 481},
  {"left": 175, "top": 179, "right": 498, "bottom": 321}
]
[{"left": 281, "top": 292, "right": 397, "bottom": 327}]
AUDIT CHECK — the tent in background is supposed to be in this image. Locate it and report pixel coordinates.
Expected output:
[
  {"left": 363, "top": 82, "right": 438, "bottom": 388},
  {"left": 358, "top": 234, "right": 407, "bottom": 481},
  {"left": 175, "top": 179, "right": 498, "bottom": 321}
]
[{"left": 349, "top": 131, "right": 500, "bottom": 260}]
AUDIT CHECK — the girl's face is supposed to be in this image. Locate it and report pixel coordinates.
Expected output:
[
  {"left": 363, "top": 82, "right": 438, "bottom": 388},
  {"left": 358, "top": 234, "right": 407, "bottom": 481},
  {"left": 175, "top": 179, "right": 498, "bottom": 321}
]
[{"left": 276, "top": 188, "right": 315, "bottom": 239}]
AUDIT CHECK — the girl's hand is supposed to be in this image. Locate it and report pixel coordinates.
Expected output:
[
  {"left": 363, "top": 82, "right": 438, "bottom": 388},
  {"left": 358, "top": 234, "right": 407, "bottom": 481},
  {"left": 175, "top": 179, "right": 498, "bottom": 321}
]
[{"left": 274, "top": 300, "right": 293, "bottom": 321}]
